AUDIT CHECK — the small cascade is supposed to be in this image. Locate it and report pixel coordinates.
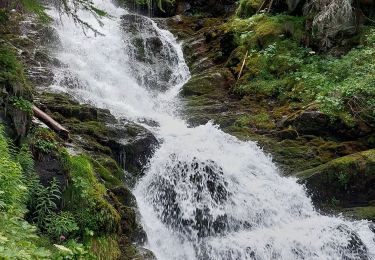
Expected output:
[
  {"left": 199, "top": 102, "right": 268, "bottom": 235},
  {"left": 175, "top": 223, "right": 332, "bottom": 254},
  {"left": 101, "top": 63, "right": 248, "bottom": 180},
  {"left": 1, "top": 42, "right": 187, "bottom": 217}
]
[{"left": 47, "top": 1, "right": 375, "bottom": 260}]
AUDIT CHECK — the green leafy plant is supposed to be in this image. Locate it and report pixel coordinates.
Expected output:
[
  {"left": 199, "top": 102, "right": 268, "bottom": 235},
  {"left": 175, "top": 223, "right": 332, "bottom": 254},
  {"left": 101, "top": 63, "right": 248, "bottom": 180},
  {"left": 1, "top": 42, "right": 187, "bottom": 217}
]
[
  {"left": 46, "top": 212, "right": 79, "bottom": 240},
  {"left": 54, "top": 240, "right": 94, "bottom": 259},
  {"left": 30, "top": 128, "right": 58, "bottom": 154},
  {"left": 10, "top": 96, "right": 33, "bottom": 115},
  {"left": 0, "top": 125, "right": 52, "bottom": 258},
  {"left": 31, "top": 178, "right": 61, "bottom": 227}
]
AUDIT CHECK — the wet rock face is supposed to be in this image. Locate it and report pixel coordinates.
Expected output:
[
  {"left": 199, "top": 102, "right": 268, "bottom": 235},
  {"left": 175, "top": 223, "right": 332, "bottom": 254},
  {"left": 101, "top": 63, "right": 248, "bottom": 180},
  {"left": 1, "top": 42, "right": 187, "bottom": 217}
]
[
  {"left": 17, "top": 19, "right": 60, "bottom": 88},
  {"left": 149, "top": 156, "right": 231, "bottom": 237},
  {"left": 121, "top": 14, "right": 180, "bottom": 92}
]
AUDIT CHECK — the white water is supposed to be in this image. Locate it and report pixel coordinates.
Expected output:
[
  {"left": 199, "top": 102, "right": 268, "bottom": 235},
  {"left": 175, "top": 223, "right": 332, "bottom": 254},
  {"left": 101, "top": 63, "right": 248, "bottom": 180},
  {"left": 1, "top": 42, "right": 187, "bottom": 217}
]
[{"left": 48, "top": 1, "right": 375, "bottom": 259}]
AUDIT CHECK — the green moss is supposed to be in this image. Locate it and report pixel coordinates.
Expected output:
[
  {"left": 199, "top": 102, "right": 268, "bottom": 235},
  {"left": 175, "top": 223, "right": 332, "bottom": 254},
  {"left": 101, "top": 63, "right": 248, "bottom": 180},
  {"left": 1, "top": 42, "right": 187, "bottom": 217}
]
[
  {"left": 0, "top": 43, "right": 28, "bottom": 95},
  {"left": 182, "top": 73, "right": 217, "bottom": 96},
  {"left": 91, "top": 156, "right": 123, "bottom": 188},
  {"left": 89, "top": 235, "right": 121, "bottom": 260},
  {"left": 343, "top": 206, "right": 375, "bottom": 222},
  {"left": 236, "top": 0, "right": 263, "bottom": 18},
  {"left": 62, "top": 153, "right": 121, "bottom": 236},
  {"left": 234, "top": 112, "right": 275, "bottom": 129},
  {"left": 296, "top": 149, "right": 375, "bottom": 206},
  {"left": 297, "top": 149, "right": 375, "bottom": 180}
]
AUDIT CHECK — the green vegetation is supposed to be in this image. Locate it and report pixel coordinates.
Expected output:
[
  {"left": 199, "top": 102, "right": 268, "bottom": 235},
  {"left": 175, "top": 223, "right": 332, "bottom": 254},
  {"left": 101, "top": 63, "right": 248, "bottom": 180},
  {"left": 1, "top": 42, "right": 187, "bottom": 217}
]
[
  {"left": 10, "top": 96, "right": 33, "bottom": 115},
  {"left": 62, "top": 153, "right": 121, "bottom": 235},
  {"left": 20, "top": 0, "right": 50, "bottom": 22},
  {"left": 0, "top": 43, "right": 28, "bottom": 95},
  {"left": 0, "top": 125, "right": 51, "bottom": 258},
  {"left": 227, "top": 13, "right": 375, "bottom": 126},
  {"left": 30, "top": 128, "right": 58, "bottom": 155},
  {"left": 237, "top": 0, "right": 265, "bottom": 18},
  {"left": 136, "top": 0, "right": 175, "bottom": 11}
]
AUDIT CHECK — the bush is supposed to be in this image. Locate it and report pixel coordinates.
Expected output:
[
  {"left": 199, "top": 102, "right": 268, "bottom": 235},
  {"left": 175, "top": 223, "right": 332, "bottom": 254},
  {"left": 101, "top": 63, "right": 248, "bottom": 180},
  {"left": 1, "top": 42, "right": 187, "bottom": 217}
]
[
  {"left": 30, "top": 127, "right": 58, "bottom": 155},
  {"left": 30, "top": 178, "right": 61, "bottom": 227},
  {"left": 46, "top": 212, "right": 79, "bottom": 240},
  {"left": 0, "top": 125, "right": 52, "bottom": 258}
]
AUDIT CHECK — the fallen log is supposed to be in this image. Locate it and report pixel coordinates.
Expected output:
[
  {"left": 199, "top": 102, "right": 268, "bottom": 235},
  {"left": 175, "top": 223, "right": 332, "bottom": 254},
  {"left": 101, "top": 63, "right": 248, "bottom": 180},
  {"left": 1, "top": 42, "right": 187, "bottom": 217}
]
[{"left": 32, "top": 105, "right": 70, "bottom": 140}]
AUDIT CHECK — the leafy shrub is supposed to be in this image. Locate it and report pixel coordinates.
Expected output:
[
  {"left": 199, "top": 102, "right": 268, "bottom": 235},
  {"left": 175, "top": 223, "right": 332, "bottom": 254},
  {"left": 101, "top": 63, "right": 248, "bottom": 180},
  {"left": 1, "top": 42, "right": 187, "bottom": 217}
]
[
  {"left": 30, "top": 178, "right": 61, "bottom": 227},
  {"left": 10, "top": 96, "right": 33, "bottom": 115},
  {"left": 0, "top": 130, "right": 27, "bottom": 213},
  {"left": 0, "top": 125, "right": 52, "bottom": 258},
  {"left": 0, "top": 44, "right": 28, "bottom": 95},
  {"left": 19, "top": 0, "right": 50, "bottom": 22},
  {"left": 30, "top": 127, "right": 58, "bottom": 154},
  {"left": 46, "top": 212, "right": 79, "bottom": 240},
  {"left": 292, "top": 40, "right": 375, "bottom": 125},
  {"left": 54, "top": 240, "right": 94, "bottom": 259}
]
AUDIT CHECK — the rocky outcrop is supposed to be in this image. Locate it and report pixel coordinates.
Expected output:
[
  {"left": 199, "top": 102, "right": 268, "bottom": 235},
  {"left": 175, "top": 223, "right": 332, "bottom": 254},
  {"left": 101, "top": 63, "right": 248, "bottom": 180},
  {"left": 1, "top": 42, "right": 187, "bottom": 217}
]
[
  {"left": 282, "top": 108, "right": 373, "bottom": 139},
  {"left": 297, "top": 149, "right": 375, "bottom": 208},
  {"left": 36, "top": 92, "right": 158, "bottom": 181}
]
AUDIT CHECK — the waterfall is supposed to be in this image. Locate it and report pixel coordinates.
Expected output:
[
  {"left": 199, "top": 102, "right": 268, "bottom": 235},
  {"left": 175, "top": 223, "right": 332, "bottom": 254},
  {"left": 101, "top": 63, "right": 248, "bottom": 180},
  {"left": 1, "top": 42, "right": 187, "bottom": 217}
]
[{"left": 47, "top": 1, "right": 375, "bottom": 259}]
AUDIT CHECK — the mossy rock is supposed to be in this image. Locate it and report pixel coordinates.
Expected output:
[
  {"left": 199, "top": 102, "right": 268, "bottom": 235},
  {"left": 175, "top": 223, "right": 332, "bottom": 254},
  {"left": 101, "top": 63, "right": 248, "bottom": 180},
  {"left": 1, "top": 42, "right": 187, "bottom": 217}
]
[
  {"left": 236, "top": 0, "right": 264, "bottom": 18},
  {"left": 342, "top": 206, "right": 375, "bottom": 222},
  {"left": 296, "top": 149, "right": 375, "bottom": 207},
  {"left": 181, "top": 67, "right": 234, "bottom": 96}
]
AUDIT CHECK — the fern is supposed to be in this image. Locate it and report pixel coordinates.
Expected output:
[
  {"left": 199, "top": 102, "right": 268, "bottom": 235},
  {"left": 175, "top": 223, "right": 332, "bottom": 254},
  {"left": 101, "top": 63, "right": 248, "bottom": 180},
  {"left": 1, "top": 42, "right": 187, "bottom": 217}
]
[{"left": 31, "top": 178, "right": 62, "bottom": 227}]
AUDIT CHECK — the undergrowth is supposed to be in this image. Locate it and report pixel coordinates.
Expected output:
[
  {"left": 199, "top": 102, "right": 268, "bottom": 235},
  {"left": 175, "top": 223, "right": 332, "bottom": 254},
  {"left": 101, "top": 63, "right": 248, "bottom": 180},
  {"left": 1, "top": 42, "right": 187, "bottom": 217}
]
[{"left": 230, "top": 13, "right": 375, "bottom": 126}]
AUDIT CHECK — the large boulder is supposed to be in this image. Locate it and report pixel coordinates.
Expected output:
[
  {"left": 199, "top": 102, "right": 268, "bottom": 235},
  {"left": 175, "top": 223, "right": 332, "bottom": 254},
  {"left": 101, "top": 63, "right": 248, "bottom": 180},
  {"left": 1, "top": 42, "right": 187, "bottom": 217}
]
[
  {"left": 296, "top": 149, "right": 375, "bottom": 207},
  {"left": 283, "top": 109, "right": 372, "bottom": 139},
  {"left": 147, "top": 156, "right": 231, "bottom": 237},
  {"left": 37, "top": 92, "right": 159, "bottom": 181}
]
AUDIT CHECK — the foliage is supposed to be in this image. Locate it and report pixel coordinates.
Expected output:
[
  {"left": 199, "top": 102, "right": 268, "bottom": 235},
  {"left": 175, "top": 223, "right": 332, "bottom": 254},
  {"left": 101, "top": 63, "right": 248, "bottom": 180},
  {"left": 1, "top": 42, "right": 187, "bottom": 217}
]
[
  {"left": 62, "top": 153, "right": 120, "bottom": 236},
  {"left": 30, "top": 127, "right": 58, "bottom": 154},
  {"left": 54, "top": 240, "right": 94, "bottom": 259},
  {"left": 30, "top": 178, "right": 61, "bottom": 227},
  {"left": 20, "top": 0, "right": 51, "bottom": 22},
  {"left": 0, "top": 213, "right": 51, "bottom": 259},
  {"left": 135, "top": 0, "right": 175, "bottom": 12},
  {"left": 292, "top": 37, "right": 375, "bottom": 125},
  {"left": 0, "top": 43, "right": 27, "bottom": 95},
  {"left": 46, "top": 212, "right": 79, "bottom": 239},
  {"left": 232, "top": 14, "right": 375, "bottom": 126},
  {"left": 0, "top": 125, "right": 52, "bottom": 258},
  {"left": 0, "top": 127, "right": 27, "bottom": 213},
  {"left": 10, "top": 96, "right": 33, "bottom": 115}
]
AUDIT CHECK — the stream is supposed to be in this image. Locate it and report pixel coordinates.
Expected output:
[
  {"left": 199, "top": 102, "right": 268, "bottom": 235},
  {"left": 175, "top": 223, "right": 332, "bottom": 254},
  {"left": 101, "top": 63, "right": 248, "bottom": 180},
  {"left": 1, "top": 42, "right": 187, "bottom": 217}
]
[{"left": 48, "top": 1, "right": 375, "bottom": 259}]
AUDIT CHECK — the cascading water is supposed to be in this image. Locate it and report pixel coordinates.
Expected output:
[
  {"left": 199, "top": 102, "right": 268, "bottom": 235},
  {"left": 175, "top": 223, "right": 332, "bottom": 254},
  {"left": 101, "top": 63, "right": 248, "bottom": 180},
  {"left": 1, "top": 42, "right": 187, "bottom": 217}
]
[{"left": 48, "top": 1, "right": 375, "bottom": 259}]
